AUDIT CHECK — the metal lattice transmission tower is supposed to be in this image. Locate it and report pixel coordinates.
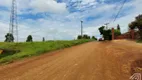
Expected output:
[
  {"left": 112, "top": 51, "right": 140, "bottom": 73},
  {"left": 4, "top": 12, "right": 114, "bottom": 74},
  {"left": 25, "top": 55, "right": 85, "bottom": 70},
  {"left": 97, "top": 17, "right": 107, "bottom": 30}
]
[{"left": 9, "top": 0, "right": 18, "bottom": 42}]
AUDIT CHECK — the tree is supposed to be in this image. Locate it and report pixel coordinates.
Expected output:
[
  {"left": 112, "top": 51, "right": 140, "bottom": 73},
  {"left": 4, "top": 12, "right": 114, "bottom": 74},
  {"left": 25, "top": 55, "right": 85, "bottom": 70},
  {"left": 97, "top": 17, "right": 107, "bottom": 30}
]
[
  {"left": 83, "top": 34, "right": 90, "bottom": 39},
  {"left": 88, "top": 36, "right": 90, "bottom": 39},
  {"left": 103, "top": 29, "right": 112, "bottom": 40},
  {"left": 129, "top": 21, "right": 137, "bottom": 30},
  {"left": 83, "top": 35, "right": 87, "bottom": 39},
  {"left": 114, "top": 29, "right": 121, "bottom": 36},
  {"left": 117, "top": 24, "right": 121, "bottom": 31},
  {"left": 99, "top": 26, "right": 105, "bottom": 35},
  {"left": 98, "top": 26, "right": 112, "bottom": 40},
  {"left": 26, "top": 35, "right": 33, "bottom": 42},
  {"left": 77, "top": 35, "right": 82, "bottom": 39},
  {"left": 43, "top": 37, "right": 45, "bottom": 42},
  {"left": 92, "top": 36, "right": 97, "bottom": 40},
  {"left": 5, "top": 33, "right": 14, "bottom": 42},
  {"left": 129, "top": 14, "right": 142, "bottom": 39},
  {"left": 77, "top": 34, "right": 90, "bottom": 39}
]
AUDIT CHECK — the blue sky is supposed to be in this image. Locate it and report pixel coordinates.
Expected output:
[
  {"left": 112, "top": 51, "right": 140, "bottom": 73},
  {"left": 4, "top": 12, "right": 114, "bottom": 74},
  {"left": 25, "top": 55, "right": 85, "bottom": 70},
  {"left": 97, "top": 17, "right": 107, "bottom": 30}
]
[{"left": 0, "top": 0, "right": 142, "bottom": 41}]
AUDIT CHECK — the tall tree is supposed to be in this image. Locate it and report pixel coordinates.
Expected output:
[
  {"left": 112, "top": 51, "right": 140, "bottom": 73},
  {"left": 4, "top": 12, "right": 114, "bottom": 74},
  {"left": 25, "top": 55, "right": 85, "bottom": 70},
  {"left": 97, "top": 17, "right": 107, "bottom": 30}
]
[
  {"left": 117, "top": 24, "right": 120, "bottom": 31},
  {"left": 99, "top": 26, "right": 105, "bottom": 35},
  {"left": 26, "top": 35, "right": 33, "bottom": 42},
  {"left": 129, "top": 14, "right": 142, "bottom": 39},
  {"left": 5, "top": 33, "right": 14, "bottom": 42}
]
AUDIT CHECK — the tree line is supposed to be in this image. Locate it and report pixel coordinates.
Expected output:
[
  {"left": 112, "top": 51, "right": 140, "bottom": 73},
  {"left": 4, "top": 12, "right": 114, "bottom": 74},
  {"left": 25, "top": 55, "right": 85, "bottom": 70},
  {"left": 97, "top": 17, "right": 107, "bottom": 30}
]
[
  {"left": 77, "top": 34, "right": 97, "bottom": 40},
  {"left": 4, "top": 34, "right": 96, "bottom": 42},
  {"left": 4, "top": 34, "right": 45, "bottom": 42}
]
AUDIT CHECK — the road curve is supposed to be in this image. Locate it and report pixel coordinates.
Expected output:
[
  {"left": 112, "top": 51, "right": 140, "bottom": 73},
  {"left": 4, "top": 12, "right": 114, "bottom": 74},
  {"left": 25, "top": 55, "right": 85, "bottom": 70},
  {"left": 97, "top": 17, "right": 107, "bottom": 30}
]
[{"left": 0, "top": 40, "right": 142, "bottom": 80}]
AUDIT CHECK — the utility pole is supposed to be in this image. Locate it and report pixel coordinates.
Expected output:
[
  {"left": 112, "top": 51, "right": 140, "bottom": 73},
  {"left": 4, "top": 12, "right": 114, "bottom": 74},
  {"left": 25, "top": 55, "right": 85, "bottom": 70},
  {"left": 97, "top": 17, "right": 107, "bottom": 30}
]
[
  {"left": 9, "top": 0, "right": 18, "bottom": 42},
  {"left": 81, "top": 21, "right": 83, "bottom": 37},
  {"left": 104, "top": 23, "right": 109, "bottom": 30}
]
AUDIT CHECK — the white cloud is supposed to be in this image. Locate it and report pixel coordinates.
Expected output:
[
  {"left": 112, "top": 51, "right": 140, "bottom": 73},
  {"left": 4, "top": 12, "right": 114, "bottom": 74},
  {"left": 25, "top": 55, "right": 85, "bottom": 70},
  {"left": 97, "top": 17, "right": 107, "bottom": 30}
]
[
  {"left": 0, "top": 0, "right": 11, "bottom": 7},
  {"left": 81, "top": 0, "right": 96, "bottom": 4},
  {"left": 0, "top": 0, "right": 142, "bottom": 42},
  {"left": 0, "top": 0, "right": 68, "bottom": 14},
  {"left": 30, "top": 0, "right": 67, "bottom": 13},
  {"left": 0, "top": 22, "right": 9, "bottom": 41},
  {"left": 109, "top": 0, "right": 142, "bottom": 33}
]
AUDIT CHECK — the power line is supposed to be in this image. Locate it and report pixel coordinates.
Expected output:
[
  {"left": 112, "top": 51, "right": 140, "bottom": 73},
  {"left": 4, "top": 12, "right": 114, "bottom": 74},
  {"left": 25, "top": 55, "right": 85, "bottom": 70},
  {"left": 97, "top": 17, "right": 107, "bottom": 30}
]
[
  {"left": 113, "top": 0, "right": 127, "bottom": 22},
  {"left": 105, "top": 0, "right": 127, "bottom": 26},
  {"left": 107, "top": 2, "right": 120, "bottom": 24}
]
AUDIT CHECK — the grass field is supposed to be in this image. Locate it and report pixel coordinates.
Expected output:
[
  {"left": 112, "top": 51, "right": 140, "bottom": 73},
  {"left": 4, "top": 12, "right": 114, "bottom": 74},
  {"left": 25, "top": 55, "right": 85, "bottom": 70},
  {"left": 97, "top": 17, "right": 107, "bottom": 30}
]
[{"left": 0, "top": 40, "right": 93, "bottom": 64}]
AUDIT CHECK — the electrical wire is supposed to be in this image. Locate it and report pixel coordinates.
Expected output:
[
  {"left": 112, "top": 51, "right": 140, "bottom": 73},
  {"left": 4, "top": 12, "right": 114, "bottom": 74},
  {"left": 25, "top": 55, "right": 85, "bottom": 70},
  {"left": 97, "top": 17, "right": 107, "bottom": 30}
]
[{"left": 113, "top": 0, "right": 127, "bottom": 22}]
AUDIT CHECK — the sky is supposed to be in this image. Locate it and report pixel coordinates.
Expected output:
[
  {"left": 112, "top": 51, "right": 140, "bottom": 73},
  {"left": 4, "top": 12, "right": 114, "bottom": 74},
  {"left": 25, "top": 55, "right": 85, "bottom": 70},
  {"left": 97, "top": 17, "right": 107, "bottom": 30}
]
[{"left": 0, "top": 0, "right": 142, "bottom": 42}]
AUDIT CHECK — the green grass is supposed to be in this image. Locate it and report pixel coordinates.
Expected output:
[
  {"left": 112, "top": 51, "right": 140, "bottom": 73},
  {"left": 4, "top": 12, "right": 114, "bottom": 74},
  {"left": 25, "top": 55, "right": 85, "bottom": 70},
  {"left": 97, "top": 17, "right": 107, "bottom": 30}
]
[
  {"left": 0, "top": 40, "right": 93, "bottom": 64},
  {"left": 137, "top": 40, "right": 142, "bottom": 43}
]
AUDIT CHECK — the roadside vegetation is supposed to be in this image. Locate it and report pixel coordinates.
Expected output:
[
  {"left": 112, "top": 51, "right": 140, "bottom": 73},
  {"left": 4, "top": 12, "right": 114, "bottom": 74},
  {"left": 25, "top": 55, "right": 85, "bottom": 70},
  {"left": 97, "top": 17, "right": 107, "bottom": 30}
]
[
  {"left": 129, "top": 14, "right": 142, "bottom": 43},
  {"left": 0, "top": 40, "right": 93, "bottom": 64},
  {"left": 97, "top": 14, "right": 142, "bottom": 42},
  {"left": 129, "top": 14, "right": 142, "bottom": 40},
  {"left": 137, "top": 40, "right": 142, "bottom": 43},
  {"left": 77, "top": 34, "right": 97, "bottom": 40},
  {"left": 98, "top": 24, "right": 121, "bottom": 40}
]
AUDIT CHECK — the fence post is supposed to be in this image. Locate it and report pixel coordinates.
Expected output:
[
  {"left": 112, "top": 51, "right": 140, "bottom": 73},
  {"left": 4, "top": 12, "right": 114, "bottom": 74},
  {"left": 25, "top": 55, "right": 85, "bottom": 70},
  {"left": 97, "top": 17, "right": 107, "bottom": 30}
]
[
  {"left": 112, "top": 28, "right": 115, "bottom": 40},
  {"left": 131, "top": 30, "right": 135, "bottom": 40}
]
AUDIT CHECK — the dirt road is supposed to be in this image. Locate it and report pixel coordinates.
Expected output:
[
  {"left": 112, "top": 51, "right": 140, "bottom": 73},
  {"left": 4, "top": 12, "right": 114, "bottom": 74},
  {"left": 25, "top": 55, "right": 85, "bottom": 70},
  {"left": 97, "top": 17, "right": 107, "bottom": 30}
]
[{"left": 0, "top": 40, "right": 142, "bottom": 80}]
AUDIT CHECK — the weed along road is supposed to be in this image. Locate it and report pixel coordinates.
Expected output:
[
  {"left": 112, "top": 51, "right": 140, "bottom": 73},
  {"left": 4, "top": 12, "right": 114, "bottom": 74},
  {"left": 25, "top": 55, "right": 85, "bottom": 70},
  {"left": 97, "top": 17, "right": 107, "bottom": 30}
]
[{"left": 0, "top": 40, "right": 142, "bottom": 80}]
